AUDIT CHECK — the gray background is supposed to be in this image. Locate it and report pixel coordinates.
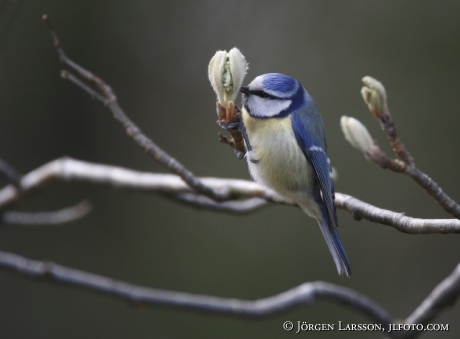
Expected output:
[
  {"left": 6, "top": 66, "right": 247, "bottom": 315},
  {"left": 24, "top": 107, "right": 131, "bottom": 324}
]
[{"left": 0, "top": 1, "right": 459, "bottom": 338}]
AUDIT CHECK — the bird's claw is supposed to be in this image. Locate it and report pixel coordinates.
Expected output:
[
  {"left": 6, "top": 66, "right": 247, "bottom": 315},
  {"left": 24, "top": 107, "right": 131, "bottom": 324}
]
[
  {"left": 234, "top": 149, "right": 246, "bottom": 159},
  {"left": 217, "top": 120, "right": 240, "bottom": 130}
]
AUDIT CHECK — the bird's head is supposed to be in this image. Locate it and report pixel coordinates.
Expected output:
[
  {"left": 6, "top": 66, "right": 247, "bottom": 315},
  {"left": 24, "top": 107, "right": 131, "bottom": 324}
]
[{"left": 240, "top": 73, "right": 309, "bottom": 118}]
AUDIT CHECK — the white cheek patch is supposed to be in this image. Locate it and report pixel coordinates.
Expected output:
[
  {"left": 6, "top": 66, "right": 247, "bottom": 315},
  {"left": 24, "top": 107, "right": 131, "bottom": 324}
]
[{"left": 248, "top": 96, "right": 291, "bottom": 118}]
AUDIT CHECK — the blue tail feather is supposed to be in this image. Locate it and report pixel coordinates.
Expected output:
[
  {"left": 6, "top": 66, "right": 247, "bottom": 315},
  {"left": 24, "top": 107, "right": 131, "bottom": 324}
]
[{"left": 318, "top": 219, "right": 351, "bottom": 277}]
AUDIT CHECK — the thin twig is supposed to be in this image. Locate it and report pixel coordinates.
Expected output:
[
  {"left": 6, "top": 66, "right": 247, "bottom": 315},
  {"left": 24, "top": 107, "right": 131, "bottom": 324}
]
[
  {"left": 0, "top": 157, "right": 458, "bottom": 234},
  {"left": 398, "top": 263, "right": 460, "bottom": 339},
  {"left": 377, "top": 110, "right": 414, "bottom": 166},
  {"left": 42, "top": 14, "right": 229, "bottom": 201},
  {"left": 1, "top": 201, "right": 91, "bottom": 225},
  {"left": 171, "top": 193, "right": 270, "bottom": 214},
  {"left": 366, "top": 147, "right": 460, "bottom": 218},
  {"left": 405, "top": 263, "right": 460, "bottom": 325},
  {"left": 370, "top": 136, "right": 460, "bottom": 219},
  {"left": 61, "top": 70, "right": 107, "bottom": 102},
  {"left": 361, "top": 77, "right": 460, "bottom": 218},
  {"left": 0, "top": 250, "right": 395, "bottom": 330},
  {"left": 403, "top": 165, "right": 460, "bottom": 218}
]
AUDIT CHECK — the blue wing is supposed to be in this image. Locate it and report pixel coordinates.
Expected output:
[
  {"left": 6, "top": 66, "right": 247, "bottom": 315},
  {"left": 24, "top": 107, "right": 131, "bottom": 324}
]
[
  {"left": 291, "top": 109, "right": 351, "bottom": 276},
  {"left": 290, "top": 110, "right": 337, "bottom": 228}
]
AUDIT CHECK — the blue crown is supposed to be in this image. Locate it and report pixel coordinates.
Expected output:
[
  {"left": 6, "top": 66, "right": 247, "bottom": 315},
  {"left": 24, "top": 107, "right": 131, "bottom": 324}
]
[{"left": 262, "top": 73, "right": 298, "bottom": 95}]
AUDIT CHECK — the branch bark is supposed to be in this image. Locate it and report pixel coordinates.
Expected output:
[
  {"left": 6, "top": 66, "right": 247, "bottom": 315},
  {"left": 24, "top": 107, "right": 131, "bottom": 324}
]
[
  {"left": 0, "top": 157, "right": 459, "bottom": 234},
  {"left": 42, "top": 14, "right": 231, "bottom": 202},
  {"left": 0, "top": 250, "right": 395, "bottom": 333},
  {"left": 402, "top": 264, "right": 460, "bottom": 338},
  {"left": 358, "top": 77, "right": 460, "bottom": 218},
  {"left": 1, "top": 201, "right": 91, "bottom": 225},
  {"left": 0, "top": 250, "right": 458, "bottom": 339},
  {"left": 335, "top": 194, "right": 460, "bottom": 234}
]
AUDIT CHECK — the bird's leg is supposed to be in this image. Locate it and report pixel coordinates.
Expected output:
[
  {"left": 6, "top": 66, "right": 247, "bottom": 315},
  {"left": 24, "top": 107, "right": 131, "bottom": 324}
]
[{"left": 238, "top": 118, "right": 259, "bottom": 164}]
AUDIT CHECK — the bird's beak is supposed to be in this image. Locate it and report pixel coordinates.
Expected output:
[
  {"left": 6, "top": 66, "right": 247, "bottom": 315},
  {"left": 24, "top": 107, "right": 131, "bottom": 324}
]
[{"left": 239, "top": 86, "right": 250, "bottom": 95}]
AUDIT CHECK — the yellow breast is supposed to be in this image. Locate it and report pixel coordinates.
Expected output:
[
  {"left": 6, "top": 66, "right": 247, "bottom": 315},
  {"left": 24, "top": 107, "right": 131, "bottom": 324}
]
[{"left": 242, "top": 108, "right": 315, "bottom": 203}]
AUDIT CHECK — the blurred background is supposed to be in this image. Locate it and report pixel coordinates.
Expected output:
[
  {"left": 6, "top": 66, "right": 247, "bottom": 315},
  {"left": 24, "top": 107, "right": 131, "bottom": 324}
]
[{"left": 0, "top": 0, "right": 459, "bottom": 338}]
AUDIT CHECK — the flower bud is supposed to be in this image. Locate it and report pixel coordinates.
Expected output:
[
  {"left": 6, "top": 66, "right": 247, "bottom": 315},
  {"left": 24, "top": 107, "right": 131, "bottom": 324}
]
[
  {"left": 208, "top": 48, "right": 248, "bottom": 107},
  {"left": 361, "top": 76, "right": 387, "bottom": 117},
  {"left": 340, "top": 116, "right": 375, "bottom": 155}
]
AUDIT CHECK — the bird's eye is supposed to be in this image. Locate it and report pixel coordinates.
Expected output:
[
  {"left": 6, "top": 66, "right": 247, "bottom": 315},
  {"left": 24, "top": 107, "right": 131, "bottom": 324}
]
[
  {"left": 260, "top": 92, "right": 271, "bottom": 98},
  {"left": 253, "top": 90, "right": 273, "bottom": 99}
]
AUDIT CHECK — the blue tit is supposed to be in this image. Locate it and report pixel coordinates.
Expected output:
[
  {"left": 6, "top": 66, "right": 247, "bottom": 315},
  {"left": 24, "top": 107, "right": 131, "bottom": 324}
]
[{"left": 238, "top": 73, "right": 351, "bottom": 277}]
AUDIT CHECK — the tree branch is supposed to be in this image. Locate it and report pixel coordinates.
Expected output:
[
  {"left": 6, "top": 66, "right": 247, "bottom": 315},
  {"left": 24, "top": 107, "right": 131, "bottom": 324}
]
[
  {"left": 170, "top": 193, "right": 270, "bottom": 214},
  {"left": 358, "top": 77, "right": 460, "bottom": 218},
  {"left": 403, "top": 165, "right": 460, "bottom": 219},
  {"left": 402, "top": 263, "right": 460, "bottom": 338},
  {"left": 1, "top": 201, "right": 91, "bottom": 225},
  {"left": 42, "top": 14, "right": 232, "bottom": 202},
  {"left": 0, "top": 157, "right": 458, "bottom": 234},
  {"left": 0, "top": 250, "right": 459, "bottom": 338},
  {"left": 0, "top": 158, "right": 91, "bottom": 225},
  {"left": 0, "top": 250, "right": 395, "bottom": 332},
  {"left": 335, "top": 194, "right": 460, "bottom": 234}
]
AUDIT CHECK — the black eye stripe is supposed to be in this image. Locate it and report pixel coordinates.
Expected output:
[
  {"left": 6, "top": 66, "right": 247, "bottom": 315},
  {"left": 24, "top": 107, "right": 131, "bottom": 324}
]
[{"left": 249, "top": 90, "right": 279, "bottom": 99}]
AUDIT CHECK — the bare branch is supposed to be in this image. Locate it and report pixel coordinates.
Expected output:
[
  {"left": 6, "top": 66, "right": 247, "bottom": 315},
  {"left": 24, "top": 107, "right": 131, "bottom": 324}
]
[
  {"left": 42, "top": 15, "right": 230, "bottom": 201},
  {"left": 366, "top": 150, "right": 460, "bottom": 218},
  {"left": 377, "top": 111, "right": 414, "bottom": 166},
  {"left": 170, "top": 193, "right": 270, "bottom": 214},
  {"left": 0, "top": 157, "right": 272, "bottom": 215},
  {"left": 1, "top": 201, "right": 91, "bottom": 225},
  {"left": 371, "top": 132, "right": 460, "bottom": 220},
  {"left": 0, "top": 157, "right": 458, "bottom": 234},
  {"left": 358, "top": 77, "right": 460, "bottom": 218},
  {"left": 1, "top": 249, "right": 459, "bottom": 338},
  {"left": 403, "top": 165, "right": 460, "bottom": 218},
  {"left": 61, "top": 70, "right": 107, "bottom": 102},
  {"left": 404, "top": 263, "right": 460, "bottom": 332},
  {"left": 335, "top": 193, "right": 460, "bottom": 234},
  {"left": 0, "top": 249, "right": 395, "bottom": 330},
  {"left": 16, "top": 157, "right": 268, "bottom": 198}
]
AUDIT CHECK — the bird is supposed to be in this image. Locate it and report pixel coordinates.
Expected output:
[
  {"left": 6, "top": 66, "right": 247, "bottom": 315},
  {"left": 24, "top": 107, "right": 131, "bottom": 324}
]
[{"left": 238, "top": 73, "right": 351, "bottom": 276}]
